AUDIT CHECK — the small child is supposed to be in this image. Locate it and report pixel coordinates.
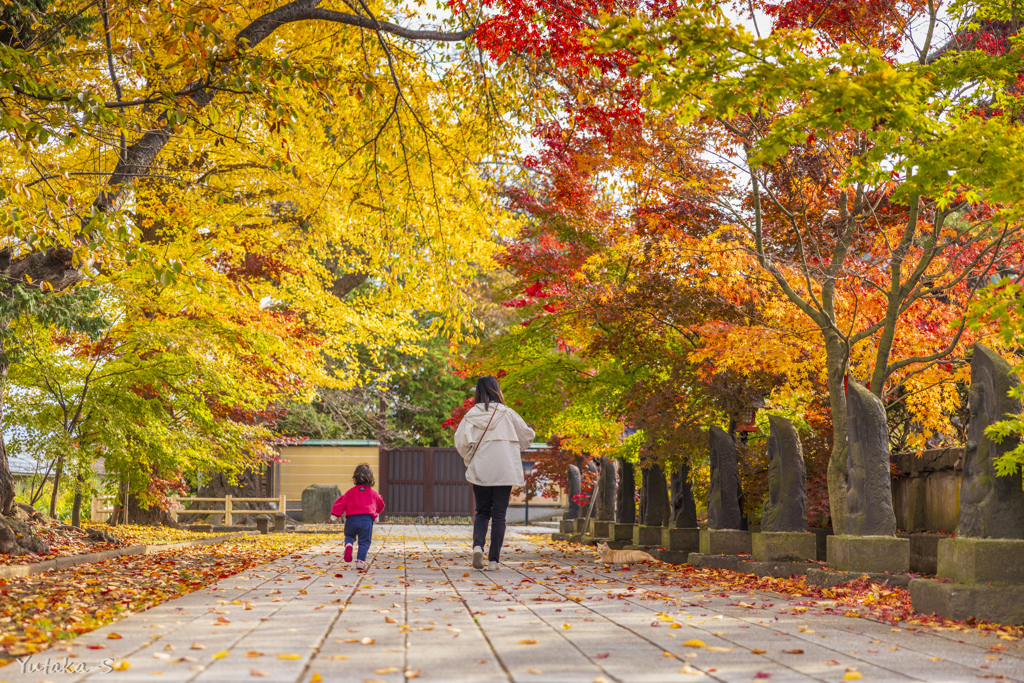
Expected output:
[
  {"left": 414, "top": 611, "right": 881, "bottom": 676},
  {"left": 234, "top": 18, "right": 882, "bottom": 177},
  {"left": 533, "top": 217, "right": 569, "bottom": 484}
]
[{"left": 330, "top": 463, "right": 385, "bottom": 570}]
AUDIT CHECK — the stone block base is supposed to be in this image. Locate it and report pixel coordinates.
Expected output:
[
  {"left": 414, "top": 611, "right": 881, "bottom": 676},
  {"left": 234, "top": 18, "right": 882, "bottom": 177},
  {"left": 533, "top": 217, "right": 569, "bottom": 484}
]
[
  {"left": 897, "top": 532, "right": 948, "bottom": 575},
  {"left": 559, "top": 519, "right": 575, "bottom": 534},
  {"left": 687, "top": 553, "right": 746, "bottom": 570},
  {"left": 633, "top": 525, "right": 664, "bottom": 547},
  {"left": 663, "top": 527, "right": 700, "bottom": 552},
  {"left": 752, "top": 532, "right": 817, "bottom": 562},
  {"left": 909, "top": 579, "right": 1024, "bottom": 625},
  {"left": 573, "top": 519, "right": 588, "bottom": 534},
  {"left": 551, "top": 533, "right": 568, "bottom": 542},
  {"left": 937, "top": 537, "right": 1024, "bottom": 585},
  {"left": 741, "top": 561, "right": 815, "bottom": 578},
  {"left": 591, "top": 520, "right": 614, "bottom": 537},
  {"left": 806, "top": 567, "right": 912, "bottom": 589},
  {"left": 653, "top": 549, "right": 690, "bottom": 565},
  {"left": 699, "top": 529, "right": 752, "bottom": 556},
  {"left": 606, "top": 523, "right": 636, "bottom": 542},
  {"left": 827, "top": 535, "right": 910, "bottom": 574}
]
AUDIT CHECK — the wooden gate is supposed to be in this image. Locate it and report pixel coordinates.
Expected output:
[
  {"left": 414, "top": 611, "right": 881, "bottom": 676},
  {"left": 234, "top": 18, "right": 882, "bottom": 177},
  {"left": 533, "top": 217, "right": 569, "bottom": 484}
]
[{"left": 377, "top": 448, "right": 475, "bottom": 519}]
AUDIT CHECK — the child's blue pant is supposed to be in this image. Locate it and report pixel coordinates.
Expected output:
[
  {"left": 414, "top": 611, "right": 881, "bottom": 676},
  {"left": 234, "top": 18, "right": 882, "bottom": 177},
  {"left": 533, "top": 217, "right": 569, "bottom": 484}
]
[{"left": 344, "top": 514, "right": 374, "bottom": 561}]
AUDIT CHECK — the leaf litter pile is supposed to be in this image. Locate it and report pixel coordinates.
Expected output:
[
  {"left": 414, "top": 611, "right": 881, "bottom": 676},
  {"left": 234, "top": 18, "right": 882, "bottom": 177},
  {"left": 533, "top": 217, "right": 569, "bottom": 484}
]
[
  {"left": 0, "top": 534, "right": 332, "bottom": 663},
  {"left": 0, "top": 522, "right": 224, "bottom": 568},
  {"left": 542, "top": 539, "right": 1024, "bottom": 641}
]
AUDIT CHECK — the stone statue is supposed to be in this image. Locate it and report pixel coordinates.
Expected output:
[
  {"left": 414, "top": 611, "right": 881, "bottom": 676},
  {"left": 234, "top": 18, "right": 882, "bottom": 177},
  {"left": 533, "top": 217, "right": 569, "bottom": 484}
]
[
  {"left": 670, "top": 461, "right": 698, "bottom": 528},
  {"left": 958, "top": 344, "right": 1024, "bottom": 539},
  {"left": 761, "top": 415, "right": 807, "bottom": 533},
  {"left": 844, "top": 379, "right": 897, "bottom": 536},
  {"left": 642, "top": 463, "right": 671, "bottom": 527},
  {"left": 707, "top": 427, "right": 743, "bottom": 530},
  {"left": 563, "top": 465, "right": 581, "bottom": 520},
  {"left": 616, "top": 460, "right": 636, "bottom": 524},
  {"left": 596, "top": 457, "right": 617, "bottom": 521}
]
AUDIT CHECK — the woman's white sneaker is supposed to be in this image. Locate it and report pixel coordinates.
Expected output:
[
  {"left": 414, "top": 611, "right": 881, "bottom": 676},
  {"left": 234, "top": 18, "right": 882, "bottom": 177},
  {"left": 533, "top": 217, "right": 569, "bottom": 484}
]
[{"left": 472, "top": 546, "right": 484, "bottom": 570}]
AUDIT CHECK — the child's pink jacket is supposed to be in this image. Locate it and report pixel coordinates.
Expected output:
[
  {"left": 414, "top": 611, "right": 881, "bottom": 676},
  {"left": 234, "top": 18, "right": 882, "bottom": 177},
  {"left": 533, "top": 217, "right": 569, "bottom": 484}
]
[{"left": 331, "top": 486, "right": 385, "bottom": 519}]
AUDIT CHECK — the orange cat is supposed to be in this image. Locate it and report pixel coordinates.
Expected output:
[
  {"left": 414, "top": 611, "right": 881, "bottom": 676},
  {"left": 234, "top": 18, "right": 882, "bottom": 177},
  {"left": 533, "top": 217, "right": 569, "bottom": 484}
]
[{"left": 595, "top": 541, "right": 658, "bottom": 565}]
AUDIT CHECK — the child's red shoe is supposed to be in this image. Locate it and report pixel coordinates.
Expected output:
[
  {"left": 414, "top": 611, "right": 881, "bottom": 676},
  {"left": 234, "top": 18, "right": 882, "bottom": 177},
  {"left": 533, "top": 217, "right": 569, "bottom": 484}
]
[{"left": 344, "top": 543, "right": 353, "bottom": 562}]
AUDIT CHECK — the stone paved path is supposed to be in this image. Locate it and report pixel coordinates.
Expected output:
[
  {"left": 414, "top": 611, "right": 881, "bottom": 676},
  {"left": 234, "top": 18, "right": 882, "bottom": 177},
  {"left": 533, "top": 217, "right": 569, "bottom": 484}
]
[{"left": 4, "top": 525, "right": 1023, "bottom": 683}]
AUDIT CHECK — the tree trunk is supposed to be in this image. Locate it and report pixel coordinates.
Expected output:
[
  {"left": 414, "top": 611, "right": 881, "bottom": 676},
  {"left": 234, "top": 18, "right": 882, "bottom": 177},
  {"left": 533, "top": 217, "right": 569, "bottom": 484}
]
[
  {"left": 48, "top": 455, "right": 64, "bottom": 518},
  {"left": 0, "top": 348, "right": 14, "bottom": 517},
  {"left": 71, "top": 474, "right": 85, "bottom": 528},
  {"left": 122, "top": 493, "right": 180, "bottom": 527},
  {"left": 824, "top": 329, "right": 849, "bottom": 535}
]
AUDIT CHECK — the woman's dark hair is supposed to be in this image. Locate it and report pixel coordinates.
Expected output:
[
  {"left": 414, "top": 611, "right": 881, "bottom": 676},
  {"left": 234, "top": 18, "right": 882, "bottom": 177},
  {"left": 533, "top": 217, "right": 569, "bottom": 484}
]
[
  {"left": 475, "top": 376, "right": 505, "bottom": 412},
  {"left": 353, "top": 463, "right": 375, "bottom": 487}
]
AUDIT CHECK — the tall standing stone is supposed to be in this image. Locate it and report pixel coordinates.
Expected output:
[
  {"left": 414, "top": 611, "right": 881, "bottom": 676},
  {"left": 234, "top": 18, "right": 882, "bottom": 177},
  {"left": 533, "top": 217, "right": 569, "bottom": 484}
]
[
  {"left": 670, "top": 462, "right": 698, "bottom": 528},
  {"left": 616, "top": 460, "right": 636, "bottom": 525},
  {"left": 596, "top": 457, "right": 617, "bottom": 521},
  {"left": 844, "top": 380, "right": 897, "bottom": 536},
  {"left": 642, "top": 463, "right": 670, "bottom": 527},
  {"left": 824, "top": 380, "right": 908, "bottom": 575},
  {"left": 958, "top": 344, "right": 1024, "bottom": 539},
  {"left": 563, "top": 465, "right": 581, "bottom": 520},
  {"left": 707, "top": 427, "right": 743, "bottom": 530},
  {"left": 910, "top": 346, "right": 1024, "bottom": 624},
  {"left": 761, "top": 415, "right": 807, "bottom": 532}
]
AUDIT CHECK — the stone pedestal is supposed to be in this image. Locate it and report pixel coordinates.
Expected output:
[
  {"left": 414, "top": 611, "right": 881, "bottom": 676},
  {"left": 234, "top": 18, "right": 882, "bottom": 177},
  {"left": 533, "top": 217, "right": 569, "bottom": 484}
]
[
  {"left": 910, "top": 538, "right": 1024, "bottom": 622},
  {"left": 274, "top": 514, "right": 287, "bottom": 532},
  {"left": 633, "top": 525, "right": 664, "bottom": 547},
  {"left": 826, "top": 535, "right": 909, "bottom": 573},
  {"left": 909, "top": 580, "right": 1024, "bottom": 624},
  {"left": 255, "top": 515, "right": 271, "bottom": 534},
  {"left": 936, "top": 537, "right": 1024, "bottom": 584},
  {"left": 699, "top": 529, "right": 752, "bottom": 555},
  {"left": 662, "top": 527, "right": 700, "bottom": 553},
  {"left": 606, "top": 523, "right": 635, "bottom": 542},
  {"left": 752, "top": 531, "right": 817, "bottom": 562},
  {"left": 591, "top": 520, "right": 614, "bottom": 538},
  {"left": 559, "top": 519, "right": 575, "bottom": 534},
  {"left": 573, "top": 518, "right": 588, "bottom": 534}
]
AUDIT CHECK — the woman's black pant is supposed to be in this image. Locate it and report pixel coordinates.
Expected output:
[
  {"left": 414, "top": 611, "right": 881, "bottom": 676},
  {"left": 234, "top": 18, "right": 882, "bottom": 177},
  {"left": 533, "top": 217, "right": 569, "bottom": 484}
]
[{"left": 472, "top": 484, "right": 512, "bottom": 562}]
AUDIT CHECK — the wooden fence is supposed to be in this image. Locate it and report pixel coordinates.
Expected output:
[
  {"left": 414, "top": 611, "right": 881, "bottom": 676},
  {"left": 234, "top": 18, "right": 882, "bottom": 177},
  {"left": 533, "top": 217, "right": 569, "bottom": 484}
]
[
  {"left": 378, "top": 448, "right": 474, "bottom": 519},
  {"left": 91, "top": 494, "right": 287, "bottom": 525}
]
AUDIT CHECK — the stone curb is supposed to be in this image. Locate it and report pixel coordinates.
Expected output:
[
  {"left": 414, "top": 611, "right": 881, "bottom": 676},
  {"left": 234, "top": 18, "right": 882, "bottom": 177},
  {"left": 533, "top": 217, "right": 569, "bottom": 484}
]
[{"left": 0, "top": 531, "right": 257, "bottom": 580}]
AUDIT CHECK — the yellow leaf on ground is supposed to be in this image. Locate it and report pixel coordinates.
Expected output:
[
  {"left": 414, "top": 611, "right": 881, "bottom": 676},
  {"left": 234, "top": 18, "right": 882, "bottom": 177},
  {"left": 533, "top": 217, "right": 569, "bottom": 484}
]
[
  {"left": 246, "top": 651, "right": 263, "bottom": 658},
  {"left": 212, "top": 651, "right": 229, "bottom": 660},
  {"left": 113, "top": 661, "right": 130, "bottom": 671},
  {"left": 562, "top": 623, "right": 572, "bottom": 630},
  {"left": 373, "top": 667, "right": 400, "bottom": 674},
  {"left": 670, "top": 623, "right": 682, "bottom": 629},
  {"left": 683, "top": 639, "right": 706, "bottom": 648},
  {"left": 518, "top": 639, "right": 539, "bottom": 645},
  {"left": 108, "top": 633, "right": 123, "bottom": 640},
  {"left": 752, "top": 649, "right": 767, "bottom": 654},
  {"left": 311, "top": 673, "right": 324, "bottom": 682},
  {"left": 277, "top": 654, "right": 302, "bottom": 660},
  {"left": 528, "top": 669, "right": 542, "bottom": 674},
  {"left": 385, "top": 617, "right": 398, "bottom": 624},
  {"left": 360, "top": 638, "right": 375, "bottom": 645},
  {"left": 843, "top": 672, "right": 863, "bottom": 680}
]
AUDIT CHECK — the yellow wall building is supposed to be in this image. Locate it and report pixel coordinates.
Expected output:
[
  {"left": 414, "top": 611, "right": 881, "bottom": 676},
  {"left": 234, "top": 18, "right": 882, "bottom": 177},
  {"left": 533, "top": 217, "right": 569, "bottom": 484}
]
[{"left": 276, "top": 440, "right": 380, "bottom": 501}]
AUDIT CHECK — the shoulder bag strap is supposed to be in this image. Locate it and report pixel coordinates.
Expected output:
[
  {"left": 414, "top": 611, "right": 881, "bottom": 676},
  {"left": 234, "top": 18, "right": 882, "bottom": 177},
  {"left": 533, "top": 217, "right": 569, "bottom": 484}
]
[{"left": 468, "top": 407, "right": 499, "bottom": 462}]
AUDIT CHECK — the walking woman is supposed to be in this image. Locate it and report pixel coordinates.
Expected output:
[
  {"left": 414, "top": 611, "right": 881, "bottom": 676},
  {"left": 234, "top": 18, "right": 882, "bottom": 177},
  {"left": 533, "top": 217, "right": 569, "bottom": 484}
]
[{"left": 454, "top": 376, "right": 535, "bottom": 570}]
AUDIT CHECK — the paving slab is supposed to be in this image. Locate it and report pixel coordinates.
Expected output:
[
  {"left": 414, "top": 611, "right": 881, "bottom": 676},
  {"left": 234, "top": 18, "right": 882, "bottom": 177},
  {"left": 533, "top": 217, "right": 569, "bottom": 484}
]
[{"left": 3, "top": 525, "right": 1022, "bottom": 683}]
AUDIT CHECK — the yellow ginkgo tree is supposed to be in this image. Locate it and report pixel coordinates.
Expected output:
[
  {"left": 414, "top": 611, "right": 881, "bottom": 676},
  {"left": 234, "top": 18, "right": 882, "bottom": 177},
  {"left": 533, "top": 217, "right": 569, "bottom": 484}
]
[{"left": 0, "top": 0, "right": 525, "bottom": 520}]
